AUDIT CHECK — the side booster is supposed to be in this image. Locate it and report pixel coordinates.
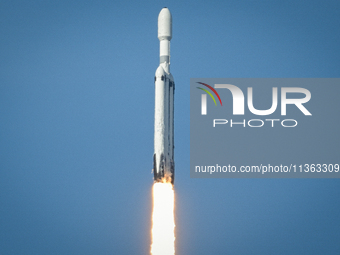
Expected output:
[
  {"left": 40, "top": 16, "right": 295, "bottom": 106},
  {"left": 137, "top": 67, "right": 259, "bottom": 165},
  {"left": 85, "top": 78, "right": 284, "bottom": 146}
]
[{"left": 153, "top": 7, "right": 175, "bottom": 184}]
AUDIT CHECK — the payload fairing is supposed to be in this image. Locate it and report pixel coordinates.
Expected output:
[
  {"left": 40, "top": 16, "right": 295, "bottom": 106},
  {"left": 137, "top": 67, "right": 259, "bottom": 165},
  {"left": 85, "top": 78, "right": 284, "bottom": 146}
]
[{"left": 153, "top": 8, "right": 175, "bottom": 184}]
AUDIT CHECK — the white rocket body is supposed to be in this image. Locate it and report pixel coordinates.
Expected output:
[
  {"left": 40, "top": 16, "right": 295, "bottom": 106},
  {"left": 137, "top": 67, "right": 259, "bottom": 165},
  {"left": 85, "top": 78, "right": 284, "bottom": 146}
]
[{"left": 153, "top": 8, "right": 175, "bottom": 184}]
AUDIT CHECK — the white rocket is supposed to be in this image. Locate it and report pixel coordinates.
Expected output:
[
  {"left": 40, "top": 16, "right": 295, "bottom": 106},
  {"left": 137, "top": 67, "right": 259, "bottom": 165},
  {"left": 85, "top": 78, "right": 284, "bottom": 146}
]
[{"left": 153, "top": 7, "right": 175, "bottom": 184}]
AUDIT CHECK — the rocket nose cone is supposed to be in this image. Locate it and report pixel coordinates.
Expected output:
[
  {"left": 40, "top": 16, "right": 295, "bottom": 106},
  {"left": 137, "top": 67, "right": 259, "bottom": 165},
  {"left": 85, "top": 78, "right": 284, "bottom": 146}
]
[
  {"left": 160, "top": 7, "right": 170, "bottom": 15},
  {"left": 158, "top": 8, "right": 172, "bottom": 41}
]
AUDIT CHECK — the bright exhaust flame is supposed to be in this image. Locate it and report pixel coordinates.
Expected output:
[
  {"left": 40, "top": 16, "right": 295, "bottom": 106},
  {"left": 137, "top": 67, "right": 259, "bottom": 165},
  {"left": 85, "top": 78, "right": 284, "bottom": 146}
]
[{"left": 151, "top": 181, "right": 175, "bottom": 255}]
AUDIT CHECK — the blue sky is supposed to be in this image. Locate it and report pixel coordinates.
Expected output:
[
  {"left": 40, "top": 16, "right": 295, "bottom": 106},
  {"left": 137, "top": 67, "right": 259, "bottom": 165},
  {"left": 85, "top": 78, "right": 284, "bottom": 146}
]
[{"left": 1, "top": 0, "right": 339, "bottom": 254}]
